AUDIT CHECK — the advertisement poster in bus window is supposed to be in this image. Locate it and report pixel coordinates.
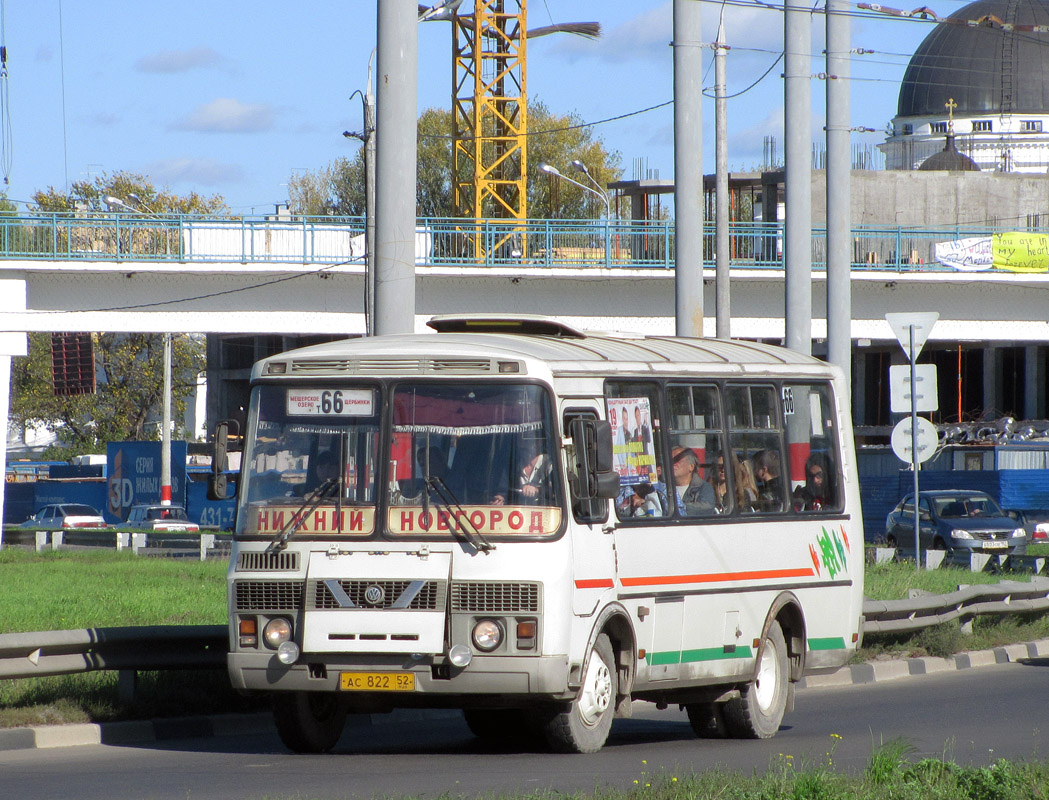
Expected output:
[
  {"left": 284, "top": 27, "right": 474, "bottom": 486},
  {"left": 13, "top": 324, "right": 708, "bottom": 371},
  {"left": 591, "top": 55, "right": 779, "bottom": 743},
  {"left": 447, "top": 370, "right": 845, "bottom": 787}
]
[{"left": 607, "top": 398, "right": 657, "bottom": 485}]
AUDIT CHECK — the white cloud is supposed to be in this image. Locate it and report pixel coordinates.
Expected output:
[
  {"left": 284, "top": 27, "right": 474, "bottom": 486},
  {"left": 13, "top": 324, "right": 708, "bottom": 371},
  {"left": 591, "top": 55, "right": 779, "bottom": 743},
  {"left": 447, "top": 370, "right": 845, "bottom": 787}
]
[
  {"left": 171, "top": 98, "right": 274, "bottom": 133},
  {"left": 144, "top": 157, "right": 245, "bottom": 186},
  {"left": 135, "top": 46, "right": 223, "bottom": 74}
]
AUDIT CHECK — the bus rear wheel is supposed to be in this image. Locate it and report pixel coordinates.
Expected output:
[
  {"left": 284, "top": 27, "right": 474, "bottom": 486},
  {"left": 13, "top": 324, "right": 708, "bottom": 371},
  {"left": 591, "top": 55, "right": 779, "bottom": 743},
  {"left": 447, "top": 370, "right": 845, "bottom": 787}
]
[
  {"left": 723, "top": 621, "right": 788, "bottom": 739},
  {"left": 539, "top": 633, "right": 617, "bottom": 753},
  {"left": 273, "top": 691, "right": 347, "bottom": 753}
]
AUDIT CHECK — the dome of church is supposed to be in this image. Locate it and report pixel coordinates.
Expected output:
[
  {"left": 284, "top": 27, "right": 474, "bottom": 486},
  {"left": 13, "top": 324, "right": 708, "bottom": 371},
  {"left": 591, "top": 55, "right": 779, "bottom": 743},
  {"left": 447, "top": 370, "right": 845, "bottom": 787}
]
[
  {"left": 897, "top": 0, "right": 1049, "bottom": 118},
  {"left": 917, "top": 132, "right": 981, "bottom": 170}
]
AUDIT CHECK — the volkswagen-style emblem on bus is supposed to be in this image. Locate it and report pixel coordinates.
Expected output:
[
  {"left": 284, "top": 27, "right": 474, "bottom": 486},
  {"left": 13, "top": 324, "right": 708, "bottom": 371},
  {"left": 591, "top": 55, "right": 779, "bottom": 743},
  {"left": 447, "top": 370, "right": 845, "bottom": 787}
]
[{"left": 364, "top": 584, "right": 385, "bottom": 606}]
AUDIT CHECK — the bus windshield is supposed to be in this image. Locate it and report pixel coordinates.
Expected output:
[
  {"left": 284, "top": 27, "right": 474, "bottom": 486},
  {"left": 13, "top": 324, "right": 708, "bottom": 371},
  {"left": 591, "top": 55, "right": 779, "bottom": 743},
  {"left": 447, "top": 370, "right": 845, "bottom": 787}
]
[
  {"left": 386, "top": 383, "right": 562, "bottom": 538},
  {"left": 237, "top": 385, "right": 381, "bottom": 538},
  {"left": 236, "top": 381, "right": 562, "bottom": 540}
]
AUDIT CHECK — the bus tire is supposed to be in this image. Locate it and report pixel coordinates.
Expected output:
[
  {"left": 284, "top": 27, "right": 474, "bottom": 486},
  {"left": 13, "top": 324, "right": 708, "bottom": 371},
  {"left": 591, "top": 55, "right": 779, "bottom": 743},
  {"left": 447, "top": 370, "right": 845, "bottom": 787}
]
[
  {"left": 273, "top": 691, "right": 347, "bottom": 753},
  {"left": 685, "top": 703, "right": 726, "bottom": 738},
  {"left": 723, "top": 621, "right": 788, "bottom": 739},
  {"left": 540, "top": 633, "right": 617, "bottom": 753}
]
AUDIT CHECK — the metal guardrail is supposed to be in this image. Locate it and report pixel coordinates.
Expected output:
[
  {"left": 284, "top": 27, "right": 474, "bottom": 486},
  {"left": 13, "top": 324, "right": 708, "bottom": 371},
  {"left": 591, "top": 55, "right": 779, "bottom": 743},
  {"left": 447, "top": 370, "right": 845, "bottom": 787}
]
[
  {"left": 0, "top": 528, "right": 230, "bottom": 560},
  {"left": 3, "top": 580, "right": 1048, "bottom": 686},
  {"left": 0, "top": 211, "right": 1006, "bottom": 273},
  {"left": 862, "top": 578, "right": 1049, "bottom": 635},
  {"left": 0, "top": 626, "right": 227, "bottom": 680}
]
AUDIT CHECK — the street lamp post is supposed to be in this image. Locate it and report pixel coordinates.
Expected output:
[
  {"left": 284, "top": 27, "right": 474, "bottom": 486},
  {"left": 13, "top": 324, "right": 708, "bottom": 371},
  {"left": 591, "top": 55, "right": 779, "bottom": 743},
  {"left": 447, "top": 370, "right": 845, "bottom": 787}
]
[
  {"left": 104, "top": 193, "right": 174, "bottom": 507},
  {"left": 538, "top": 162, "right": 611, "bottom": 267}
]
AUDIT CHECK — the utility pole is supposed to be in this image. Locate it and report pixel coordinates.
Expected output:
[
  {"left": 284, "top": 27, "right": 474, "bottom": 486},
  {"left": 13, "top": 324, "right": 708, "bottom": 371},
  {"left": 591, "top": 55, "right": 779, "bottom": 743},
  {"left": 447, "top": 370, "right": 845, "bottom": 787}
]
[
  {"left": 160, "top": 332, "right": 172, "bottom": 506},
  {"left": 364, "top": 51, "right": 377, "bottom": 336},
  {"left": 715, "top": 20, "right": 730, "bottom": 340},
  {"left": 673, "top": 0, "right": 704, "bottom": 338},
  {"left": 826, "top": 0, "right": 852, "bottom": 388},
  {"left": 784, "top": 0, "right": 812, "bottom": 354},
  {"left": 374, "top": 0, "right": 418, "bottom": 336}
]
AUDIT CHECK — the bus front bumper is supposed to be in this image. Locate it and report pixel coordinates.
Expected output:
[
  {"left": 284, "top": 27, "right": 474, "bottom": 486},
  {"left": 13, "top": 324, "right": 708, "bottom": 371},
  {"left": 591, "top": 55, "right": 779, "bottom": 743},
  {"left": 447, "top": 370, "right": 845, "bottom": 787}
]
[{"left": 228, "top": 651, "right": 573, "bottom": 701}]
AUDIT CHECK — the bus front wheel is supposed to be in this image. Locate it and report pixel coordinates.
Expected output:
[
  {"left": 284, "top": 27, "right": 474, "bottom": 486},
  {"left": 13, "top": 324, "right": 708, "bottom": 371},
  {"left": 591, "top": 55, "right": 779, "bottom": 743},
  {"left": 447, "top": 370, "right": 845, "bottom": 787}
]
[
  {"left": 723, "top": 621, "right": 788, "bottom": 739},
  {"left": 539, "top": 633, "right": 617, "bottom": 753},
  {"left": 273, "top": 691, "right": 347, "bottom": 753}
]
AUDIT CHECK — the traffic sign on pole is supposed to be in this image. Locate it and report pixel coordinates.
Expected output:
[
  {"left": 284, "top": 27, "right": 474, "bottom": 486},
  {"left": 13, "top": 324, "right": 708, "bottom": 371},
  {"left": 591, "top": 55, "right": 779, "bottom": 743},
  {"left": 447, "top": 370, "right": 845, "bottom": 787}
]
[
  {"left": 889, "top": 364, "right": 938, "bottom": 413},
  {"left": 886, "top": 312, "right": 938, "bottom": 361}
]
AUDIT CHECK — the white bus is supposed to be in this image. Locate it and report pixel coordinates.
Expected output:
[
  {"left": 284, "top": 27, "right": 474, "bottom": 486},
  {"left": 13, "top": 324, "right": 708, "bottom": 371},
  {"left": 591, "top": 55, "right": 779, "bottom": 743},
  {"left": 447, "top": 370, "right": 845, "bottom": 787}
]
[{"left": 211, "top": 314, "right": 864, "bottom": 754}]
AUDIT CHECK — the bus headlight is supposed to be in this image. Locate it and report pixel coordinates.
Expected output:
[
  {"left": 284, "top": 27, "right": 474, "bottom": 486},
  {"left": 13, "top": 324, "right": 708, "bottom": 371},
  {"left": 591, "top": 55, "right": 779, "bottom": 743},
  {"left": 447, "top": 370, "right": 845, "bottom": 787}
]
[
  {"left": 448, "top": 644, "right": 472, "bottom": 667},
  {"left": 277, "top": 641, "right": 300, "bottom": 665},
  {"left": 472, "top": 619, "right": 503, "bottom": 652},
  {"left": 263, "top": 618, "right": 293, "bottom": 649}
]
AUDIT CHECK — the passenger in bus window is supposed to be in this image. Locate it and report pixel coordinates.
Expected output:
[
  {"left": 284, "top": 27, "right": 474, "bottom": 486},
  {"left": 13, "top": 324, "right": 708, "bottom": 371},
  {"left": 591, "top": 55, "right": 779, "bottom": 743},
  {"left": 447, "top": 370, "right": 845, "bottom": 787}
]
[
  {"left": 716, "top": 452, "right": 758, "bottom": 513},
  {"left": 293, "top": 449, "right": 339, "bottom": 497},
  {"left": 492, "top": 440, "right": 552, "bottom": 506},
  {"left": 752, "top": 449, "right": 783, "bottom": 511},
  {"left": 670, "top": 446, "right": 716, "bottom": 516},
  {"left": 627, "top": 482, "right": 663, "bottom": 517},
  {"left": 793, "top": 453, "right": 834, "bottom": 512}
]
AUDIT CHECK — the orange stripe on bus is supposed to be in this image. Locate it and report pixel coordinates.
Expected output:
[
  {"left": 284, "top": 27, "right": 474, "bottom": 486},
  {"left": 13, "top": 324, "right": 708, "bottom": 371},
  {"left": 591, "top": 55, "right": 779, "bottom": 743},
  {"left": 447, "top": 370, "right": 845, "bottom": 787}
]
[
  {"left": 620, "top": 567, "right": 815, "bottom": 587},
  {"left": 575, "top": 578, "right": 615, "bottom": 589}
]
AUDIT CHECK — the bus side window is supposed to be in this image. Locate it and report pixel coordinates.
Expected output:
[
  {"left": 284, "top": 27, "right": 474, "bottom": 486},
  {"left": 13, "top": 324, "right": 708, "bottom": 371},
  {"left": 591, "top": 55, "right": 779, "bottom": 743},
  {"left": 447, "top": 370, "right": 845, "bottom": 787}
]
[
  {"left": 604, "top": 382, "right": 668, "bottom": 523},
  {"left": 726, "top": 385, "right": 788, "bottom": 514},
  {"left": 667, "top": 384, "right": 725, "bottom": 517},
  {"left": 783, "top": 383, "right": 842, "bottom": 513}
]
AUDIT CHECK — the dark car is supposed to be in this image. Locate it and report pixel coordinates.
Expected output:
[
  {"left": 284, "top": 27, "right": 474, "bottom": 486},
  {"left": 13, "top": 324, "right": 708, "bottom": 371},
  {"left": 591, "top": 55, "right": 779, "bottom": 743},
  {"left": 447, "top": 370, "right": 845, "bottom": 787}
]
[
  {"left": 19, "top": 503, "right": 108, "bottom": 530},
  {"left": 885, "top": 490, "right": 1027, "bottom": 555}
]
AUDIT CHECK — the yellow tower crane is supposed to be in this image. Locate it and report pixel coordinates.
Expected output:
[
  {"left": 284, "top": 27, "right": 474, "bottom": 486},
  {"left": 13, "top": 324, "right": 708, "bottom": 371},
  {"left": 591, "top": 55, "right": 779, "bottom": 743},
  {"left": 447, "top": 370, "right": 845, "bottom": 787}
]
[
  {"left": 453, "top": 0, "right": 528, "bottom": 223},
  {"left": 420, "top": 1, "right": 599, "bottom": 259}
]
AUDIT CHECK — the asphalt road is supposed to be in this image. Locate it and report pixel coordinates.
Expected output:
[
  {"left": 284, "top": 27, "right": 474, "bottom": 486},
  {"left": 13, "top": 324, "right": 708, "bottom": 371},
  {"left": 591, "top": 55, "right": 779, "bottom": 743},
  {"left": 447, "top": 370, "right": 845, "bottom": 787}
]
[{"left": 4, "top": 658, "right": 1049, "bottom": 800}]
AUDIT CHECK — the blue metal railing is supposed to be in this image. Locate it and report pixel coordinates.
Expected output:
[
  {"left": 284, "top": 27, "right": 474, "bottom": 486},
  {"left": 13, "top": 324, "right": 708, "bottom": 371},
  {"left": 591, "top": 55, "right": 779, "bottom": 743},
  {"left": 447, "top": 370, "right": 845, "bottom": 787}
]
[{"left": 0, "top": 212, "right": 1006, "bottom": 273}]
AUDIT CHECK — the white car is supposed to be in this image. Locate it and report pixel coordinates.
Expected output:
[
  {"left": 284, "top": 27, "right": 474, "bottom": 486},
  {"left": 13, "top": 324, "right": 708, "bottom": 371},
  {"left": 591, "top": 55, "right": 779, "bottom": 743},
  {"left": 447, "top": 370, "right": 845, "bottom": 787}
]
[
  {"left": 117, "top": 504, "right": 200, "bottom": 532},
  {"left": 20, "top": 504, "right": 108, "bottom": 529}
]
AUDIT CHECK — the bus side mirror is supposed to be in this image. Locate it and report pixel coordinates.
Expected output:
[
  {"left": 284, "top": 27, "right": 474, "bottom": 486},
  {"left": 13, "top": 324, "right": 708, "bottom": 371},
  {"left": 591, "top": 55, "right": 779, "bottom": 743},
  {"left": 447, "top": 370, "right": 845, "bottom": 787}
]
[
  {"left": 569, "top": 419, "right": 620, "bottom": 500},
  {"left": 208, "top": 419, "right": 240, "bottom": 501}
]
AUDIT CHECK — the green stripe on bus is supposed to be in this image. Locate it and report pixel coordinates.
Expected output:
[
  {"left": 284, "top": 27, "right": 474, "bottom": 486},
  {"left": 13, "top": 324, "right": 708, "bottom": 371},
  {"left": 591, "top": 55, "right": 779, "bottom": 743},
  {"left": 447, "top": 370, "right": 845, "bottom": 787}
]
[
  {"left": 647, "top": 647, "right": 754, "bottom": 665},
  {"left": 808, "top": 637, "right": 847, "bottom": 651}
]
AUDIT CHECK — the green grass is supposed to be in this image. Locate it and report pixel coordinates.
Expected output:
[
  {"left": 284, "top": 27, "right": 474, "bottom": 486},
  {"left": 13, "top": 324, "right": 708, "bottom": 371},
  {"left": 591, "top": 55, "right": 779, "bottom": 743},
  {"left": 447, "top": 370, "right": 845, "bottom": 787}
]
[{"left": 0, "top": 548, "right": 227, "bottom": 632}]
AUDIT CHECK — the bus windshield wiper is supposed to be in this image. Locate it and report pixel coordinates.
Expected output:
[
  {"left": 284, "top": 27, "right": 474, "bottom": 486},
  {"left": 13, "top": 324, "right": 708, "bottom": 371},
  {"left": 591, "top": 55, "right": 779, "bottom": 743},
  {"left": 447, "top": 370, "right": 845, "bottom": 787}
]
[
  {"left": 266, "top": 477, "right": 339, "bottom": 554},
  {"left": 425, "top": 475, "right": 495, "bottom": 553}
]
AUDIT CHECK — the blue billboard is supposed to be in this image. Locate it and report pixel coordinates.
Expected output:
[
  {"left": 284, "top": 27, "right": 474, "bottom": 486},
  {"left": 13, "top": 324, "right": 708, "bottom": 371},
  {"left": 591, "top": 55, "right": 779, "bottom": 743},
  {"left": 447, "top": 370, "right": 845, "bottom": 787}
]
[{"left": 105, "top": 441, "right": 188, "bottom": 523}]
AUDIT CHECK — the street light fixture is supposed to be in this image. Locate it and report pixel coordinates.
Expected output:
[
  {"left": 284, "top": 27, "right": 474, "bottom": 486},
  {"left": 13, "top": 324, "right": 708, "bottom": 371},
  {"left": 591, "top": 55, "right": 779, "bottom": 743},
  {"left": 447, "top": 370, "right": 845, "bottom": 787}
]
[{"left": 539, "top": 162, "right": 612, "bottom": 266}]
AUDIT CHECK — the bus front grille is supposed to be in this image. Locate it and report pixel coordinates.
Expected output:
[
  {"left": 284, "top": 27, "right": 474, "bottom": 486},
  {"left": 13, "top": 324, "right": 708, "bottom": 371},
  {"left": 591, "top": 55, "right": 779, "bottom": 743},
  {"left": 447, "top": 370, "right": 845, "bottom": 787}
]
[
  {"left": 237, "top": 551, "right": 299, "bottom": 571},
  {"left": 452, "top": 582, "right": 540, "bottom": 613},
  {"left": 311, "top": 579, "right": 445, "bottom": 610},
  {"left": 234, "top": 580, "right": 304, "bottom": 611}
]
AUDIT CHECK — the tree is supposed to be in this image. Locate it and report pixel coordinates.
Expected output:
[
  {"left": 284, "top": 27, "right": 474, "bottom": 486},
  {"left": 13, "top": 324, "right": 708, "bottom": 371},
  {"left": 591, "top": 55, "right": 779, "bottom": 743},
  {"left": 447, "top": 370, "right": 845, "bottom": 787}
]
[
  {"left": 12, "top": 174, "right": 222, "bottom": 457},
  {"left": 11, "top": 332, "right": 206, "bottom": 457},
  {"left": 287, "top": 100, "right": 622, "bottom": 220},
  {"left": 32, "top": 171, "right": 229, "bottom": 215}
]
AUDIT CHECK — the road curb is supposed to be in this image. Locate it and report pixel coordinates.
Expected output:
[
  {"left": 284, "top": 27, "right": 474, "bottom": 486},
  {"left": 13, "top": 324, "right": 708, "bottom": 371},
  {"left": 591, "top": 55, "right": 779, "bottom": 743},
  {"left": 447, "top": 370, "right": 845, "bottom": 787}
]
[
  {"left": 798, "top": 637, "right": 1049, "bottom": 689},
  {"left": 5, "top": 639, "right": 1049, "bottom": 752},
  {"left": 0, "top": 708, "right": 463, "bottom": 753}
]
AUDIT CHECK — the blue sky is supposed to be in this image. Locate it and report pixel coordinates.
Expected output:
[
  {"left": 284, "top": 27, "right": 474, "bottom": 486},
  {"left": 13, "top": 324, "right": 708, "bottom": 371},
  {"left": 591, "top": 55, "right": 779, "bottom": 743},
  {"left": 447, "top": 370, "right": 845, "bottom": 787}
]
[{"left": 6, "top": 1, "right": 950, "bottom": 214}]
